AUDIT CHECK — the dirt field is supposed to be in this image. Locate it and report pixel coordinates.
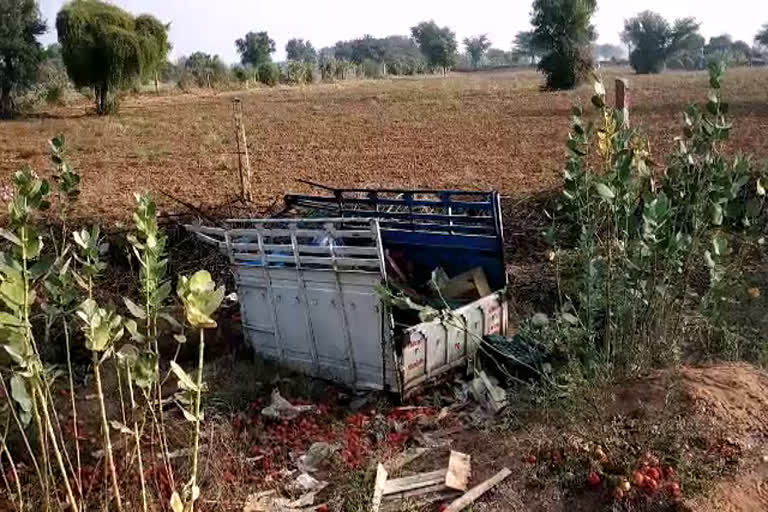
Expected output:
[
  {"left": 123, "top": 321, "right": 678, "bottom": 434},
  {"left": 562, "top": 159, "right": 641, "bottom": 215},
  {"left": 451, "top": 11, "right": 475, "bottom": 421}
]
[{"left": 1, "top": 67, "right": 767, "bottom": 223}]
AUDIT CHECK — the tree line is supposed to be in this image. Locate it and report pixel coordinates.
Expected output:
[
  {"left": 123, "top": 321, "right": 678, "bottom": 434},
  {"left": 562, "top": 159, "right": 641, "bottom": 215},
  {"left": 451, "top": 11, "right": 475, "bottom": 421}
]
[{"left": 2, "top": 0, "right": 768, "bottom": 117}]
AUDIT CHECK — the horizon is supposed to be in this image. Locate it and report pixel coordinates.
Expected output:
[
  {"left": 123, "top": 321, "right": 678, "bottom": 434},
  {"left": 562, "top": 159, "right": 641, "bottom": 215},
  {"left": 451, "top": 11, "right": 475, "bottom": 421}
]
[{"left": 37, "top": 0, "right": 768, "bottom": 64}]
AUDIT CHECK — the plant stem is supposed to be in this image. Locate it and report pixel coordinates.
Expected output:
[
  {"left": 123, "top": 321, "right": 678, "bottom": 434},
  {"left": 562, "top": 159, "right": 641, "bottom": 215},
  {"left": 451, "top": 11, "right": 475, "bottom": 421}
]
[
  {"left": 36, "top": 384, "right": 80, "bottom": 512},
  {"left": 92, "top": 352, "right": 123, "bottom": 512},
  {"left": 63, "top": 319, "right": 83, "bottom": 494},
  {"left": 190, "top": 328, "right": 206, "bottom": 512},
  {"left": 126, "top": 365, "right": 148, "bottom": 512}
]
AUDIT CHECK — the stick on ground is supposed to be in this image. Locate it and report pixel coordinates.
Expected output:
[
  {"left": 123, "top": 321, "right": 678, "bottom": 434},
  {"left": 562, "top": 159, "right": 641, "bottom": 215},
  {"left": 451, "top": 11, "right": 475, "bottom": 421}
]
[{"left": 444, "top": 467, "right": 512, "bottom": 512}]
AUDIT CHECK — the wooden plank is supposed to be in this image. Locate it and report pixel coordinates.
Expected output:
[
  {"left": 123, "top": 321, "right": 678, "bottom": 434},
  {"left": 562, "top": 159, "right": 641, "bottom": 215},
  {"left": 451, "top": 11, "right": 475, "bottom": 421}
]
[
  {"left": 440, "top": 267, "right": 491, "bottom": 300},
  {"left": 445, "top": 451, "right": 471, "bottom": 491},
  {"left": 370, "top": 463, "right": 388, "bottom": 512},
  {"left": 382, "top": 483, "right": 456, "bottom": 502},
  {"left": 443, "top": 467, "right": 512, "bottom": 512},
  {"left": 382, "top": 469, "right": 446, "bottom": 496}
]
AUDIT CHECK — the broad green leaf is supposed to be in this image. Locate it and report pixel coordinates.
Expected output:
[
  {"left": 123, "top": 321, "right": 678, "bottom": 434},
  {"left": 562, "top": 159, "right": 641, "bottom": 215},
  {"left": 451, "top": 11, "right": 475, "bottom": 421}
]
[
  {"left": 133, "top": 352, "right": 157, "bottom": 389},
  {"left": 124, "top": 319, "right": 146, "bottom": 343},
  {"left": 710, "top": 204, "right": 723, "bottom": 226},
  {"left": 560, "top": 313, "right": 579, "bottom": 326},
  {"left": 0, "top": 312, "right": 23, "bottom": 328},
  {"left": 10, "top": 375, "right": 32, "bottom": 413},
  {"left": 712, "top": 236, "right": 728, "bottom": 257},
  {"left": 158, "top": 313, "right": 182, "bottom": 331},
  {"left": 179, "top": 406, "right": 197, "bottom": 423},
  {"left": 0, "top": 229, "right": 20, "bottom": 246},
  {"left": 123, "top": 297, "right": 147, "bottom": 319},
  {"left": 595, "top": 183, "right": 615, "bottom": 200},
  {"left": 170, "top": 362, "right": 197, "bottom": 392}
]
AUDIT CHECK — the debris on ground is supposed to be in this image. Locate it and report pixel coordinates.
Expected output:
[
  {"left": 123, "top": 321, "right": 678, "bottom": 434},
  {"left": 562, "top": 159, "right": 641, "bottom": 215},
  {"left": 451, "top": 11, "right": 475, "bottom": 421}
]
[
  {"left": 443, "top": 467, "right": 512, "bottom": 512},
  {"left": 469, "top": 371, "right": 507, "bottom": 414},
  {"left": 243, "top": 488, "right": 327, "bottom": 512},
  {"left": 261, "top": 389, "right": 316, "bottom": 420},
  {"left": 297, "top": 442, "right": 338, "bottom": 473},
  {"left": 371, "top": 450, "right": 472, "bottom": 511}
]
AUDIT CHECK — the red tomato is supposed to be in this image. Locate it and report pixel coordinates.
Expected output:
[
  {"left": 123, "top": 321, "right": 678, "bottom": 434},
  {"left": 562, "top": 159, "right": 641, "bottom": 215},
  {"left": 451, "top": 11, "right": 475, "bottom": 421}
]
[
  {"left": 646, "top": 467, "right": 661, "bottom": 482},
  {"left": 525, "top": 455, "right": 536, "bottom": 464},
  {"left": 668, "top": 482, "right": 682, "bottom": 497},
  {"left": 663, "top": 466, "right": 676, "bottom": 479},
  {"left": 631, "top": 471, "right": 646, "bottom": 487},
  {"left": 587, "top": 471, "right": 601, "bottom": 487}
]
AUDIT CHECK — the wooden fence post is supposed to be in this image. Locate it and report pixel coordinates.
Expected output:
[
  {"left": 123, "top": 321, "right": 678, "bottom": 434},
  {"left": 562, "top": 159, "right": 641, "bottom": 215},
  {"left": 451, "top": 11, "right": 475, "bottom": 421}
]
[
  {"left": 615, "top": 78, "right": 630, "bottom": 128},
  {"left": 232, "top": 98, "right": 253, "bottom": 203}
]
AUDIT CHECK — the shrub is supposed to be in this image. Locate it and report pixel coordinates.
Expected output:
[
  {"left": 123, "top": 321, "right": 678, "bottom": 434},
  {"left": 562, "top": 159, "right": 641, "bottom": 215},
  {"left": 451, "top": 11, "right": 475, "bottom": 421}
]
[
  {"left": 524, "top": 62, "right": 766, "bottom": 388},
  {"left": 284, "top": 60, "right": 314, "bottom": 84},
  {"left": 256, "top": 62, "right": 280, "bottom": 86},
  {"left": 361, "top": 59, "right": 384, "bottom": 79}
]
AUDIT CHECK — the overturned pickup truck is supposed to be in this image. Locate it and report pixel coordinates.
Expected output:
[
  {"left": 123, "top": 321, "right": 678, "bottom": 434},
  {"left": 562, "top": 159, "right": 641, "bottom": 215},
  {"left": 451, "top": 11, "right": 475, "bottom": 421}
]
[{"left": 187, "top": 186, "right": 508, "bottom": 396}]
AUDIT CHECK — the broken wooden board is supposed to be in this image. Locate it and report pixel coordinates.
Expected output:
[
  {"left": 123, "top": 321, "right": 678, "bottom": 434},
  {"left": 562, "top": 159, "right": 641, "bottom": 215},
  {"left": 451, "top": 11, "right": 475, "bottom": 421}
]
[
  {"left": 370, "top": 463, "right": 388, "bottom": 512},
  {"left": 382, "top": 469, "right": 445, "bottom": 496},
  {"left": 439, "top": 267, "right": 491, "bottom": 300},
  {"left": 443, "top": 467, "right": 512, "bottom": 512},
  {"left": 470, "top": 371, "right": 507, "bottom": 414},
  {"left": 445, "top": 451, "right": 471, "bottom": 491}
]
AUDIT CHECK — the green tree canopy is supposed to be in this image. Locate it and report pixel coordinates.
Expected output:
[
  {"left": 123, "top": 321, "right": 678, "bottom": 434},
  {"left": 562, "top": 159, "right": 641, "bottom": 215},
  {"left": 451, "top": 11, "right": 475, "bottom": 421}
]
[
  {"left": 512, "top": 30, "right": 542, "bottom": 65},
  {"left": 531, "top": 0, "right": 597, "bottom": 90},
  {"left": 463, "top": 34, "right": 491, "bottom": 68},
  {"left": 621, "top": 11, "right": 701, "bottom": 74},
  {"left": 183, "top": 51, "right": 227, "bottom": 88},
  {"left": 756, "top": 24, "right": 768, "bottom": 47},
  {"left": 286, "top": 38, "right": 317, "bottom": 63},
  {"left": 410, "top": 21, "right": 458, "bottom": 74},
  {"left": 235, "top": 31, "right": 275, "bottom": 67},
  {"left": 56, "top": 0, "right": 170, "bottom": 114},
  {"left": 0, "top": 0, "right": 46, "bottom": 118}
]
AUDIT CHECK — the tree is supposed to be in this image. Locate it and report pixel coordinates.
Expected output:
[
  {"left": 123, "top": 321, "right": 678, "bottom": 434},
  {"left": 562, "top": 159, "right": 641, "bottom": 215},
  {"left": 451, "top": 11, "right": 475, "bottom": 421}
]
[
  {"left": 56, "top": 0, "right": 170, "bottom": 114},
  {"left": 411, "top": 21, "right": 458, "bottom": 74},
  {"left": 286, "top": 38, "right": 317, "bottom": 63},
  {"left": 0, "top": 0, "right": 46, "bottom": 118},
  {"left": 463, "top": 34, "right": 491, "bottom": 68},
  {"left": 183, "top": 52, "right": 227, "bottom": 88},
  {"left": 756, "top": 24, "right": 768, "bottom": 48},
  {"left": 621, "top": 11, "right": 701, "bottom": 74},
  {"left": 512, "top": 30, "right": 541, "bottom": 65},
  {"left": 235, "top": 31, "right": 275, "bottom": 67},
  {"left": 486, "top": 48, "right": 516, "bottom": 67},
  {"left": 135, "top": 15, "right": 171, "bottom": 92},
  {"left": 531, "top": 0, "right": 597, "bottom": 90}
]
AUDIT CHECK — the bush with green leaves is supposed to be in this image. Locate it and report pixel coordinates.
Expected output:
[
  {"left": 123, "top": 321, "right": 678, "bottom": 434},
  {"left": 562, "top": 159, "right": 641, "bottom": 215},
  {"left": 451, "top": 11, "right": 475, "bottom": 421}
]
[
  {"left": 0, "top": 139, "right": 224, "bottom": 512},
  {"left": 526, "top": 62, "right": 766, "bottom": 389},
  {"left": 256, "top": 62, "right": 280, "bottom": 86}
]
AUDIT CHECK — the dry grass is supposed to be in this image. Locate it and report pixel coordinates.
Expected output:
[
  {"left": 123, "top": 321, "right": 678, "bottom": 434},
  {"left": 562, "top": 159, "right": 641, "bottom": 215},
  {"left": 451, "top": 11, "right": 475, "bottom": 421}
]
[{"left": 2, "top": 67, "right": 767, "bottom": 224}]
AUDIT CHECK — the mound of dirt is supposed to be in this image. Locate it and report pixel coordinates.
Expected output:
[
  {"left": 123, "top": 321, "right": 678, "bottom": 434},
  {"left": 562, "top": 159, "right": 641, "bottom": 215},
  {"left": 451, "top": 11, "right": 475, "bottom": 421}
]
[
  {"left": 685, "top": 466, "right": 768, "bottom": 512},
  {"left": 614, "top": 363, "right": 768, "bottom": 435},
  {"left": 613, "top": 363, "right": 768, "bottom": 512}
]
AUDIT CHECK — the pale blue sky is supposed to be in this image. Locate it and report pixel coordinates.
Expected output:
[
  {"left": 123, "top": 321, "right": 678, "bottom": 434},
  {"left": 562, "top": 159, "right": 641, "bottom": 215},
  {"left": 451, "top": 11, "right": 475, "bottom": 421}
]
[{"left": 38, "top": 0, "right": 768, "bottom": 63}]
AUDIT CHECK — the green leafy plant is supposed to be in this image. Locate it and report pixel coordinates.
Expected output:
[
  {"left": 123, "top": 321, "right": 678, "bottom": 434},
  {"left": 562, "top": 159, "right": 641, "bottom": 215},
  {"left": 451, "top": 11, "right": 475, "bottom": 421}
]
[
  {"left": 171, "top": 270, "right": 224, "bottom": 512},
  {"left": 532, "top": 62, "right": 765, "bottom": 389}
]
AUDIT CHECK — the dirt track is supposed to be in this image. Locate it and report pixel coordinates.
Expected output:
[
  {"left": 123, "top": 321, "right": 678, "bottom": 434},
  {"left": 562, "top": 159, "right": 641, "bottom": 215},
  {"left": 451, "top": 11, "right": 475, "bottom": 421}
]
[{"left": 1, "top": 68, "right": 767, "bottom": 224}]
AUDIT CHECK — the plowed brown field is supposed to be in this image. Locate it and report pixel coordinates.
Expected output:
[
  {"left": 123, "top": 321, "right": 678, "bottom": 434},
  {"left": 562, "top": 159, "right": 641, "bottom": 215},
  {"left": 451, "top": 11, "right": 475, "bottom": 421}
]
[{"left": 1, "top": 67, "right": 767, "bottom": 223}]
